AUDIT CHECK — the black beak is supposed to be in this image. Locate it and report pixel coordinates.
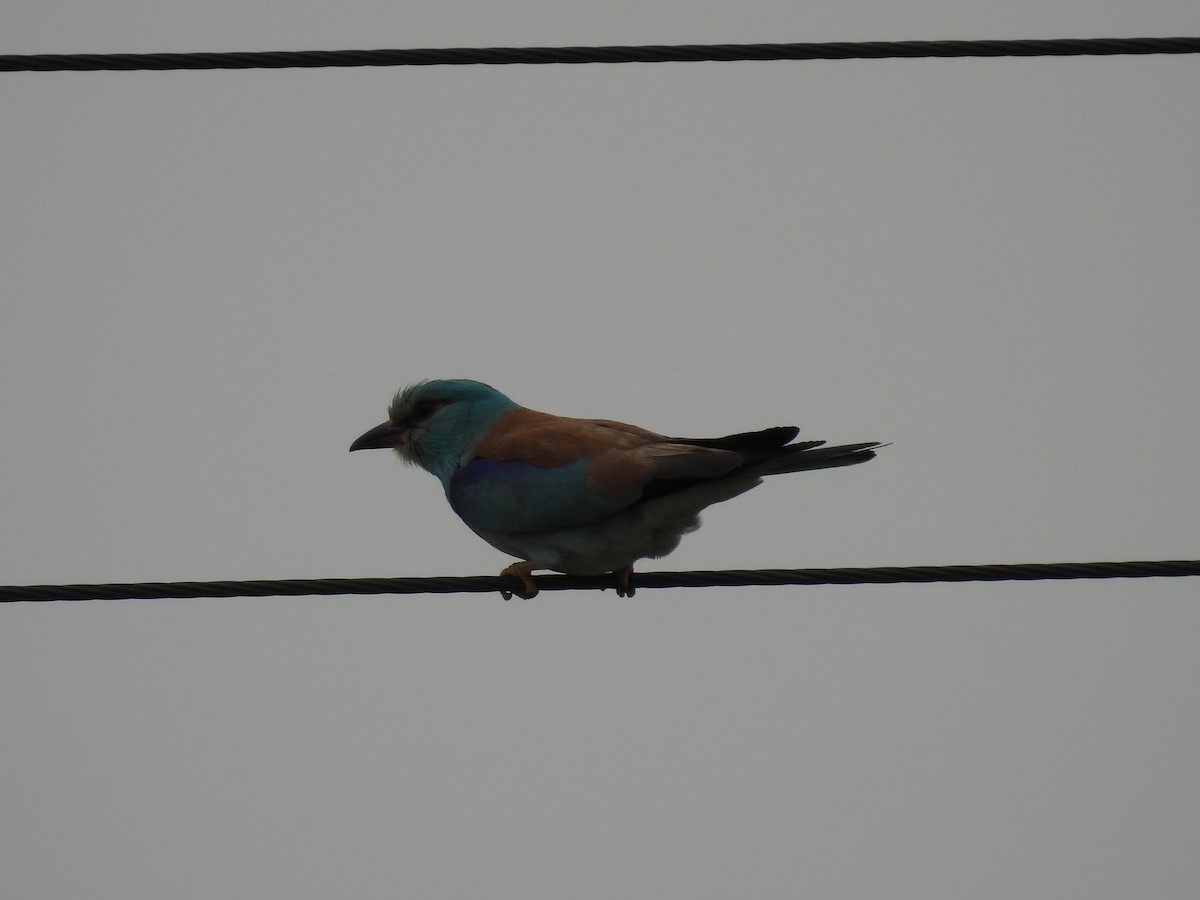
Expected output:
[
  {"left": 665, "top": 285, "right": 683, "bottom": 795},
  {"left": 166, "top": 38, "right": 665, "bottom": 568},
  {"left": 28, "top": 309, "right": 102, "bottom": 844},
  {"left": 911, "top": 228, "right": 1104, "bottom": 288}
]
[{"left": 350, "top": 421, "right": 406, "bottom": 452}]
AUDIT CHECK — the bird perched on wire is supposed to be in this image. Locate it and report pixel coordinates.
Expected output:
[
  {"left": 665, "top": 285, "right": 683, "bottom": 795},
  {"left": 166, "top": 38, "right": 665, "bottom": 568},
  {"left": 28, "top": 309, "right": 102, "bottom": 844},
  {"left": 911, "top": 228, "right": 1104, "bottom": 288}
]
[{"left": 351, "top": 379, "right": 882, "bottom": 599}]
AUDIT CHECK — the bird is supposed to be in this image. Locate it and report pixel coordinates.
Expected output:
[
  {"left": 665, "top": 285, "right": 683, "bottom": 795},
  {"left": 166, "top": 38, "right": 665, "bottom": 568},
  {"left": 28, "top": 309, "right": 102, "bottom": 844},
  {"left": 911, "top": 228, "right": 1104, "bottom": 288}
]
[{"left": 351, "top": 379, "right": 882, "bottom": 599}]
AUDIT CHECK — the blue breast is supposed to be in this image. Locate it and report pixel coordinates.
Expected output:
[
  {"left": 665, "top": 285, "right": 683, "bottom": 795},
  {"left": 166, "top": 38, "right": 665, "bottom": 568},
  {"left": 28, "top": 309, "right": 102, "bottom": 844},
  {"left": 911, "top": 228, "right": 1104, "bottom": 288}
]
[{"left": 448, "top": 458, "right": 637, "bottom": 534}]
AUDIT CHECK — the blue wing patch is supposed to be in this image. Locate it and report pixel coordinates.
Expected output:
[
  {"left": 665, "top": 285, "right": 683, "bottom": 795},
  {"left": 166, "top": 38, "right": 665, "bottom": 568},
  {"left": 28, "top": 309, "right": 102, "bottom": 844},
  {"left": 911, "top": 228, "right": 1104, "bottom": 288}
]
[{"left": 448, "top": 458, "right": 639, "bottom": 534}]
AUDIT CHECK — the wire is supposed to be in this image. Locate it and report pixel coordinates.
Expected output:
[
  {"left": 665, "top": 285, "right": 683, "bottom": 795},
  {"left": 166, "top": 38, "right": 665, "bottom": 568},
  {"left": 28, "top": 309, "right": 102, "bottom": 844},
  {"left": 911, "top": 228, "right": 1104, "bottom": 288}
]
[
  {"left": 3, "top": 36, "right": 1199, "bottom": 73},
  {"left": 2, "top": 559, "right": 1198, "bottom": 602},
  {"left": 2, "top": 38, "right": 1196, "bottom": 596}
]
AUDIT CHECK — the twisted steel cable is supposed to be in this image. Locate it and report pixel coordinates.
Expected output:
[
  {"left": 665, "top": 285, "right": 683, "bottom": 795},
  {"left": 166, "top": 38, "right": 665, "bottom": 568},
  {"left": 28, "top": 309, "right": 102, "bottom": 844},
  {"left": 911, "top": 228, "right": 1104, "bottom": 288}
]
[
  {"left": 2, "top": 37, "right": 1199, "bottom": 73},
  {"left": 2, "top": 559, "right": 1198, "bottom": 602},
  {"left": 4, "top": 39, "right": 1195, "bottom": 598}
]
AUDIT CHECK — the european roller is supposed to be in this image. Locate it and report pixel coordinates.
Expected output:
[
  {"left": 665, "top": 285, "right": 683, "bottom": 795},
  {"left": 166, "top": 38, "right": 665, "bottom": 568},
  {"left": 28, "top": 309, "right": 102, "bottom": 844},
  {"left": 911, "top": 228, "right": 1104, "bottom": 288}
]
[{"left": 351, "top": 380, "right": 882, "bottom": 598}]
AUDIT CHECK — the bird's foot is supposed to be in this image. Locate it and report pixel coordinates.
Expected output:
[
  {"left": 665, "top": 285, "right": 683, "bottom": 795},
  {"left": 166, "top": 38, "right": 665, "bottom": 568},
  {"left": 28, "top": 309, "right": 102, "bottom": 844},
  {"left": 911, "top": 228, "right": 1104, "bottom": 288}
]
[
  {"left": 614, "top": 566, "right": 636, "bottom": 598},
  {"left": 500, "top": 562, "right": 540, "bottom": 600}
]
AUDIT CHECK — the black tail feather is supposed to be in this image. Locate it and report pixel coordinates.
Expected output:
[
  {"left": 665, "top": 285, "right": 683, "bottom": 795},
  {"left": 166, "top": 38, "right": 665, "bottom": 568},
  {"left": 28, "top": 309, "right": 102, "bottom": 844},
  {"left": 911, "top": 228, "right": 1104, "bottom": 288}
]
[
  {"left": 748, "top": 441, "right": 884, "bottom": 476},
  {"left": 637, "top": 430, "right": 883, "bottom": 503}
]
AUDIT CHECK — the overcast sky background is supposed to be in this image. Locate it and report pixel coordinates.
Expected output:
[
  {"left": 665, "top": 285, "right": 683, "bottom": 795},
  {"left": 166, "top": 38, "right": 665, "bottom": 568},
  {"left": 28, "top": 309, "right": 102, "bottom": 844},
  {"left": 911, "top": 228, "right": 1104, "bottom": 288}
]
[{"left": 3, "top": 2, "right": 1200, "bottom": 898}]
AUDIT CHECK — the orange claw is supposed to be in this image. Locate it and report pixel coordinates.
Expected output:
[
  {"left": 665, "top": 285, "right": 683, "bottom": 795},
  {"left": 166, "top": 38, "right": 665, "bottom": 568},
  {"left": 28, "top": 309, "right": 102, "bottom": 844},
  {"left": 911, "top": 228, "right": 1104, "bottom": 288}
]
[
  {"left": 614, "top": 566, "right": 636, "bottom": 597},
  {"left": 500, "top": 561, "right": 539, "bottom": 600}
]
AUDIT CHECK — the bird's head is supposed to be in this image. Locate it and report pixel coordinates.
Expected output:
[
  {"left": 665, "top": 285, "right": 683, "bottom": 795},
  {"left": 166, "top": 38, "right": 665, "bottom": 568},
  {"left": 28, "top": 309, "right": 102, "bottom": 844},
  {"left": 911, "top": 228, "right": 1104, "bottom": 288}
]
[{"left": 350, "top": 379, "right": 518, "bottom": 483}]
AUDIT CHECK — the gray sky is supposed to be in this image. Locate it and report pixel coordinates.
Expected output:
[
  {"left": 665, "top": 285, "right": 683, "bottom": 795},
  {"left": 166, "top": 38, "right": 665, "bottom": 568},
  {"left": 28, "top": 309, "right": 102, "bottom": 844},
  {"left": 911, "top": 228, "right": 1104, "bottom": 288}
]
[{"left": 3, "top": 2, "right": 1200, "bottom": 898}]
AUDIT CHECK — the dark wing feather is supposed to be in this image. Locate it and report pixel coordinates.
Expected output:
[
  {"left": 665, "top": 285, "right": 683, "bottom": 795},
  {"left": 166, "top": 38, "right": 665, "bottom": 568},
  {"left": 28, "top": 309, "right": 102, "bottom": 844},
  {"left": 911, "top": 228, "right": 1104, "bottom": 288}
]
[
  {"left": 671, "top": 426, "right": 799, "bottom": 451},
  {"left": 637, "top": 428, "right": 882, "bottom": 503}
]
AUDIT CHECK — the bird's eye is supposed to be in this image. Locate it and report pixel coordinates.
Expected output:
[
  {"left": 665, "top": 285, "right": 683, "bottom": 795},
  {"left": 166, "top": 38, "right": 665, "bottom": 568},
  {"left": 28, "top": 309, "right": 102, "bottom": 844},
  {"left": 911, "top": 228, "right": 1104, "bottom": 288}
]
[{"left": 414, "top": 399, "right": 442, "bottom": 419}]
